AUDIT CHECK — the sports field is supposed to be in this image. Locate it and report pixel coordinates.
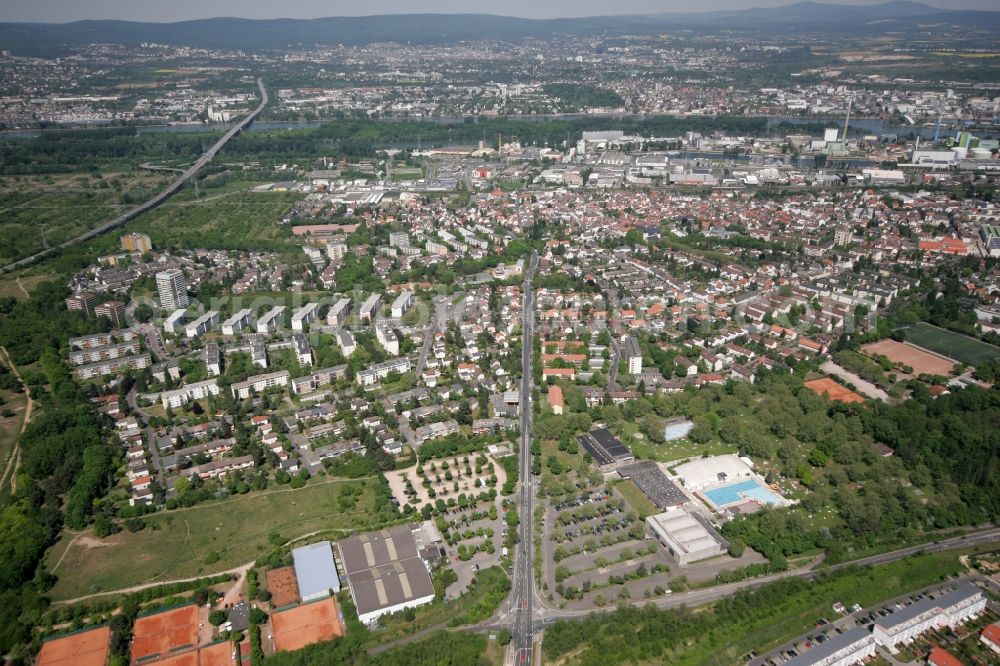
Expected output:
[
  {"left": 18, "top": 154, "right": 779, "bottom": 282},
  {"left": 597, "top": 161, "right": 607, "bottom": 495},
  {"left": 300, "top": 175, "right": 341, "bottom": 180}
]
[
  {"left": 152, "top": 641, "right": 236, "bottom": 666},
  {"left": 270, "top": 598, "right": 344, "bottom": 652},
  {"left": 902, "top": 323, "right": 1000, "bottom": 367},
  {"left": 803, "top": 377, "right": 865, "bottom": 404},
  {"left": 861, "top": 339, "right": 957, "bottom": 376},
  {"left": 131, "top": 605, "right": 200, "bottom": 663},
  {"left": 265, "top": 566, "right": 300, "bottom": 608},
  {"left": 36, "top": 626, "right": 111, "bottom": 666}
]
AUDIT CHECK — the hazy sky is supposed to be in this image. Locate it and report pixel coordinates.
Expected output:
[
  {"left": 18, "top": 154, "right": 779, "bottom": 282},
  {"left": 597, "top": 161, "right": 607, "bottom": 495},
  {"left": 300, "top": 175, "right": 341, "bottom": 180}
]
[{"left": 0, "top": 0, "right": 988, "bottom": 23}]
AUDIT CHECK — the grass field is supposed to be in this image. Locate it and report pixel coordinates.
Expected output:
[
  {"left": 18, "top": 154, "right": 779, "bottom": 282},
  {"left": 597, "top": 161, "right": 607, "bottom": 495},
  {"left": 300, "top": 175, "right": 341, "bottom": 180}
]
[
  {"left": 45, "top": 476, "right": 388, "bottom": 601},
  {"left": 612, "top": 479, "right": 658, "bottom": 520},
  {"left": 903, "top": 322, "right": 1000, "bottom": 367}
]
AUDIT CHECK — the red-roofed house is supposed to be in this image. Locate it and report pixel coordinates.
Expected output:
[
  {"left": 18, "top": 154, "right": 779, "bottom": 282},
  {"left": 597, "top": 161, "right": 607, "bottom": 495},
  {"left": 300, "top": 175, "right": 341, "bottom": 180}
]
[
  {"left": 981, "top": 622, "right": 1000, "bottom": 653},
  {"left": 548, "top": 385, "right": 564, "bottom": 415},
  {"left": 927, "top": 647, "right": 963, "bottom": 666}
]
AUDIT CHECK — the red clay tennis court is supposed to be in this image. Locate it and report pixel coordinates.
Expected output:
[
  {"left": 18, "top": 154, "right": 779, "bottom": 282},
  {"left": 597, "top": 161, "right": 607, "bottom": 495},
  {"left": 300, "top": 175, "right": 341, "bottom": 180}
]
[
  {"left": 131, "top": 605, "right": 200, "bottom": 663},
  {"left": 149, "top": 641, "right": 236, "bottom": 666},
  {"left": 804, "top": 377, "right": 865, "bottom": 404},
  {"left": 265, "top": 566, "right": 300, "bottom": 608},
  {"left": 37, "top": 626, "right": 111, "bottom": 666},
  {"left": 270, "top": 598, "right": 344, "bottom": 653},
  {"left": 861, "top": 339, "right": 957, "bottom": 376}
]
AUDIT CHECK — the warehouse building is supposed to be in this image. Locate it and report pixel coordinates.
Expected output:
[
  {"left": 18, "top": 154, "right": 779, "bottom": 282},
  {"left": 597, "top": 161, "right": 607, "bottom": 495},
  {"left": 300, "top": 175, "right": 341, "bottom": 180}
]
[
  {"left": 337, "top": 524, "right": 436, "bottom": 626},
  {"left": 645, "top": 508, "right": 727, "bottom": 565}
]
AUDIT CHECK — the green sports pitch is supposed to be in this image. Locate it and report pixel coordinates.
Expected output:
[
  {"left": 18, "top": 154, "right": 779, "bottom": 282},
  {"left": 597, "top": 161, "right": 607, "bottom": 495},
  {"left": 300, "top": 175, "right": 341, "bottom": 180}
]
[{"left": 902, "top": 322, "right": 1000, "bottom": 367}]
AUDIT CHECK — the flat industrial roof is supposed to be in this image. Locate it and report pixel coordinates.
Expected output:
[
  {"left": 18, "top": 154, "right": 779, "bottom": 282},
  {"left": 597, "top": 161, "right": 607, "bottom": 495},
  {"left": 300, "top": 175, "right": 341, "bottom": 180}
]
[
  {"left": 647, "top": 509, "right": 725, "bottom": 555},
  {"left": 577, "top": 428, "right": 632, "bottom": 467},
  {"left": 292, "top": 541, "right": 341, "bottom": 600},
  {"left": 337, "top": 524, "right": 434, "bottom": 618}
]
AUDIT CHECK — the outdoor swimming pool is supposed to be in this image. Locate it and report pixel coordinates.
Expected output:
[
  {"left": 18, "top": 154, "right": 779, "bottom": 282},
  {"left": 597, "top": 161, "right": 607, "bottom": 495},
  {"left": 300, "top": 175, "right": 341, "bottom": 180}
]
[{"left": 703, "top": 479, "right": 782, "bottom": 507}]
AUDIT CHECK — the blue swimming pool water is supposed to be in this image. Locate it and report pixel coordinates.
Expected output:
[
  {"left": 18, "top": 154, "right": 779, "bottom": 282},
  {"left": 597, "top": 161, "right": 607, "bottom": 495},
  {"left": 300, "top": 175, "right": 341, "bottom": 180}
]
[{"left": 703, "top": 479, "right": 781, "bottom": 507}]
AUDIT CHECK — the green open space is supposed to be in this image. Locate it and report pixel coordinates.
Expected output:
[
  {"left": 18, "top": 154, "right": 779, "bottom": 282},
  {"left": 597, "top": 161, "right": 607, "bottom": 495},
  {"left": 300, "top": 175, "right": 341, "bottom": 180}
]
[
  {"left": 903, "top": 322, "right": 1000, "bottom": 367},
  {"left": 45, "top": 476, "right": 384, "bottom": 601},
  {"left": 611, "top": 479, "right": 658, "bottom": 520},
  {"left": 0, "top": 172, "right": 172, "bottom": 265},
  {"left": 104, "top": 190, "right": 301, "bottom": 257}
]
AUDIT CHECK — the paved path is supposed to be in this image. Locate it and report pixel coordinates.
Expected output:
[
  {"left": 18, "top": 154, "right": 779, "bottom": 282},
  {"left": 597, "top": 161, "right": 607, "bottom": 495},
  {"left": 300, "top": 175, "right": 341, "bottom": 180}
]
[{"left": 820, "top": 360, "right": 890, "bottom": 401}]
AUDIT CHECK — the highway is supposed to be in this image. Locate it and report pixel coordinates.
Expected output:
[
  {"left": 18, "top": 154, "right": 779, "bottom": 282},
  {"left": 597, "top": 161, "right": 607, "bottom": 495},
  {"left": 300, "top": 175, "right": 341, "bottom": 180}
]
[
  {"left": 508, "top": 252, "right": 539, "bottom": 666},
  {"left": 0, "top": 77, "right": 269, "bottom": 274}
]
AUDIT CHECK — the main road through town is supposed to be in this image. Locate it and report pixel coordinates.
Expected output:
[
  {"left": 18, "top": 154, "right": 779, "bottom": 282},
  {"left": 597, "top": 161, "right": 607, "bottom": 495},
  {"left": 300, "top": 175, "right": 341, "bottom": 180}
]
[
  {"left": 508, "top": 251, "right": 540, "bottom": 665},
  {"left": 0, "top": 78, "right": 269, "bottom": 274}
]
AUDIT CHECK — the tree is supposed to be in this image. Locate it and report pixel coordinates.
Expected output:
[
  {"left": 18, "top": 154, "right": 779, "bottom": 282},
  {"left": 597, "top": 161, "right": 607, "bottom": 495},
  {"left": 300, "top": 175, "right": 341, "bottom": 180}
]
[
  {"left": 498, "top": 628, "right": 513, "bottom": 646},
  {"left": 209, "top": 610, "right": 228, "bottom": 626}
]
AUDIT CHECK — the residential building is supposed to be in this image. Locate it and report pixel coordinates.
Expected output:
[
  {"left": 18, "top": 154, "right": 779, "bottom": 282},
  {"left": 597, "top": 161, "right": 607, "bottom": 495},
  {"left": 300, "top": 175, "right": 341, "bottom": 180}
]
[
  {"left": 548, "top": 384, "right": 563, "bottom": 415},
  {"left": 156, "top": 269, "right": 189, "bottom": 310},
  {"left": 337, "top": 329, "right": 357, "bottom": 357},
  {"left": 872, "top": 583, "right": 986, "bottom": 653},
  {"left": 121, "top": 233, "right": 152, "bottom": 253},
  {"left": 359, "top": 294, "right": 382, "bottom": 322},
  {"left": 622, "top": 335, "right": 642, "bottom": 374},
  {"left": 357, "top": 358, "right": 411, "bottom": 387},
  {"left": 185, "top": 311, "right": 219, "bottom": 338},
  {"left": 203, "top": 342, "right": 221, "bottom": 376},
  {"left": 68, "top": 340, "right": 141, "bottom": 366},
  {"left": 781, "top": 627, "right": 877, "bottom": 666},
  {"left": 75, "top": 353, "right": 151, "bottom": 380},
  {"left": 221, "top": 308, "right": 253, "bottom": 335},
  {"left": 293, "top": 333, "right": 314, "bottom": 366},
  {"left": 256, "top": 306, "right": 286, "bottom": 333},
  {"left": 231, "top": 370, "right": 290, "bottom": 399},
  {"left": 391, "top": 291, "right": 414, "bottom": 318},
  {"left": 327, "top": 298, "right": 352, "bottom": 327},
  {"left": 291, "top": 365, "right": 349, "bottom": 395},
  {"left": 65, "top": 291, "right": 97, "bottom": 316},
  {"left": 163, "top": 308, "right": 188, "bottom": 334},
  {"left": 95, "top": 300, "right": 127, "bottom": 328},
  {"left": 158, "top": 379, "right": 221, "bottom": 409},
  {"left": 291, "top": 303, "right": 320, "bottom": 331}
]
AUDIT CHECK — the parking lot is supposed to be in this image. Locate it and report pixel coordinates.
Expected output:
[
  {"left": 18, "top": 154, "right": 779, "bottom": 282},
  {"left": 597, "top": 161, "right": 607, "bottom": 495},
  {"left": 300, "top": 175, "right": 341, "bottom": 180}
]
[{"left": 384, "top": 452, "right": 507, "bottom": 508}]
